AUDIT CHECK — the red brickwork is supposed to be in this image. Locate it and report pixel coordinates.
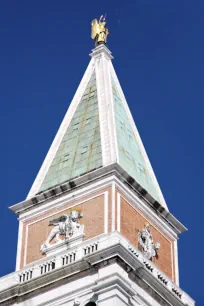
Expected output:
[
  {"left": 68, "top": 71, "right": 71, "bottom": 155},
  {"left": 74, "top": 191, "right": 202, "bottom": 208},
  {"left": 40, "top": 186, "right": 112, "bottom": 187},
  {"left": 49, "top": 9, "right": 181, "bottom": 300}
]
[
  {"left": 20, "top": 187, "right": 111, "bottom": 268},
  {"left": 19, "top": 184, "right": 176, "bottom": 283},
  {"left": 119, "top": 192, "right": 175, "bottom": 281}
]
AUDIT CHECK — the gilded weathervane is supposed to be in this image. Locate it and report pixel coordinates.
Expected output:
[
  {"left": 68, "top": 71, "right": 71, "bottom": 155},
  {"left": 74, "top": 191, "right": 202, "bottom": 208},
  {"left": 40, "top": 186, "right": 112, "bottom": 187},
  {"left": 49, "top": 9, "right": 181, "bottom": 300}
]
[{"left": 91, "top": 15, "right": 109, "bottom": 46}]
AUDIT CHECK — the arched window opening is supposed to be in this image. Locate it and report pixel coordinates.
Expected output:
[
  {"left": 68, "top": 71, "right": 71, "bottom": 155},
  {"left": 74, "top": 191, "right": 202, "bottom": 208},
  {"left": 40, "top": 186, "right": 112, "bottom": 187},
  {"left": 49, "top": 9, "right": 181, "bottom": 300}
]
[{"left": 85, "top": 303, "right": 96, "bottom": 306}]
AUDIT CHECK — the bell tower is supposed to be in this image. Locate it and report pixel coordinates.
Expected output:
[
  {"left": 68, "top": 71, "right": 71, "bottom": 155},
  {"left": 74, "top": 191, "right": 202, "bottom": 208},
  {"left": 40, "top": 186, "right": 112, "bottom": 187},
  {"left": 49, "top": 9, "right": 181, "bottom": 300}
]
[{"left": 0, "top": 17, "right": 194, "bottom": 306}]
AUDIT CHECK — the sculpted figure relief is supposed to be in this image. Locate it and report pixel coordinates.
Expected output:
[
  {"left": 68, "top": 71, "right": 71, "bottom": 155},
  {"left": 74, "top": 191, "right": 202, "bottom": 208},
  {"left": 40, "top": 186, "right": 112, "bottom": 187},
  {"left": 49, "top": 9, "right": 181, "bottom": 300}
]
[
  {"left": 41, "top": 210, "right": 84, "bottom": 254},
  {"left": 91, "top": 15, "right": 109, "bottom": 46},
  {"left": 73, "top": 299, "right": 80, "bottom": 306},
  {"left": 138, "top": 223, "right": 160, "bottom": 261}
]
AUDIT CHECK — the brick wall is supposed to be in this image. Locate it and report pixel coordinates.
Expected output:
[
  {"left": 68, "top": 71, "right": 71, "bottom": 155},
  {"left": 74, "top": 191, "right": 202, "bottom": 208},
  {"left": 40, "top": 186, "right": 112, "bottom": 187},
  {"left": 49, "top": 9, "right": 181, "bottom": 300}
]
[
  {"left": 119, "top": 193, "right": 175, "bottom": 280},
  {"left": 19, "top": 184, "right": 176, "bottom": 283},
  {"left": 20, "top": 187, "right": 111, "bottom": 268}
]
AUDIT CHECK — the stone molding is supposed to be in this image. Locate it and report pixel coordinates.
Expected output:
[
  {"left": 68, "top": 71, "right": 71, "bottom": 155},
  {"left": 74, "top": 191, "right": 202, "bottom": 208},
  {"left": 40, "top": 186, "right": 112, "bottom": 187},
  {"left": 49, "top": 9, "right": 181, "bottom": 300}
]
[
  {"left": 42, "top": 233, "right": 85, "bottom": 257},
  {"left": 10, "top": 164, "right": 186, "bottom": 236},
  {"left": 0, "top": 232, "right": 194, "bottom": 306},
  {"left": 13, "top": 168, "right": 182, "bottom": 278},
  {"left": 90, "top": 44, "right": 114, "bottom": 60}
]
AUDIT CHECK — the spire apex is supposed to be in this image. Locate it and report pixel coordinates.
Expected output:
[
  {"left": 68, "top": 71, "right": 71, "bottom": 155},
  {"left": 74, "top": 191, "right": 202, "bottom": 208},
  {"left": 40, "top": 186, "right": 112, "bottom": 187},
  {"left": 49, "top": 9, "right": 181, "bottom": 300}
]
[{"left": 90, "top": 43, "right": 113, "bottom": 60}]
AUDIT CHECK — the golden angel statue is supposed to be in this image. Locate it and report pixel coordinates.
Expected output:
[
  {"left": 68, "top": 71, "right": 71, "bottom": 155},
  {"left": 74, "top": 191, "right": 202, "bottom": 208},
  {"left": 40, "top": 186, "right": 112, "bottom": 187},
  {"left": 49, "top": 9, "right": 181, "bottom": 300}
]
[{"left": 91, "top": 15, "right": 109, "bottom": 46}]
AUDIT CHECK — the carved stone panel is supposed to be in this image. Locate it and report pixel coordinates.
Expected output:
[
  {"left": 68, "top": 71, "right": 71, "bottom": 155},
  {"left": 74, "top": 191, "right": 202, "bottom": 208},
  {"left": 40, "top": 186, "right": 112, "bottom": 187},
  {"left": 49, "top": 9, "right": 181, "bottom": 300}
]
[
  {"left": 40, "top": 209, "right": 84, "bottom": 254},
  {"left": 138, "top": 223, "right": 160, "bottom": 260}
]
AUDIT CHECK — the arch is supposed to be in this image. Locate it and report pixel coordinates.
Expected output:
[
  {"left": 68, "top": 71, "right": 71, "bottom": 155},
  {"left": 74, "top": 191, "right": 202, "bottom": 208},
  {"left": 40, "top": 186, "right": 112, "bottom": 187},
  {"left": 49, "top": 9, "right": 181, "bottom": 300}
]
[{"left": 85, "top": 303, "right": 96, "bottom": 306}]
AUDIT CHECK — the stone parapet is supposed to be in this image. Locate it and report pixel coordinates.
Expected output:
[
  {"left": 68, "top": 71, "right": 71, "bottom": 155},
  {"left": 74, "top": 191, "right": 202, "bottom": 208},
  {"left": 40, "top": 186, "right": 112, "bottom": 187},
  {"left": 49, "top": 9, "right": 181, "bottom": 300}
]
[{"left": 0, "top": 232, "right": 194, "bottom": 306}]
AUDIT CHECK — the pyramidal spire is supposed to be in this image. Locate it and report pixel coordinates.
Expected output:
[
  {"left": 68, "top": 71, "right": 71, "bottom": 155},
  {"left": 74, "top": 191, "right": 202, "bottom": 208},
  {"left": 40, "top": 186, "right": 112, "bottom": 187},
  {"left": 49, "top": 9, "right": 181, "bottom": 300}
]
[
  {"left": 5, "top": 19, "right": 195, "bottom": 306},
  {"left": 27, "top": 42, "right": 168, "bottom": 210}
]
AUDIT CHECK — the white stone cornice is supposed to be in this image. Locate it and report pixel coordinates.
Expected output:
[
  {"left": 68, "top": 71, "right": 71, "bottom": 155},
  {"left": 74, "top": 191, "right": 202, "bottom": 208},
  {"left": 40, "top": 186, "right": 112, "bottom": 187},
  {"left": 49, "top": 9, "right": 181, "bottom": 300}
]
[
  {"left": 0, "top": 232, "right": 194, "bottom": 306},
  {"left": 10, "top": 164, "right": 186, "bottom": 238}
]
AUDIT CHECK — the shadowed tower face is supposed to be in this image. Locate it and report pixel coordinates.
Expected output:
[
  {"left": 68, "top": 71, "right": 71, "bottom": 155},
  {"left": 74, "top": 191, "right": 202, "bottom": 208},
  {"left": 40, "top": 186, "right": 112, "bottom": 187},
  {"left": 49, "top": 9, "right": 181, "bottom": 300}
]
[{"left": 2, "top": 17, "right": 194, "bottom": 306}]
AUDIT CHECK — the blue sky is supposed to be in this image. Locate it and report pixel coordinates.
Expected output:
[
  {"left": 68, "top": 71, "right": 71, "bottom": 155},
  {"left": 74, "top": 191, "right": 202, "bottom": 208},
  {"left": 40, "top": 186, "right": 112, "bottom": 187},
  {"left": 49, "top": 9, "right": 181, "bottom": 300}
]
[{"left": 2, "top": 0, "right": 204, "bottom": 304}]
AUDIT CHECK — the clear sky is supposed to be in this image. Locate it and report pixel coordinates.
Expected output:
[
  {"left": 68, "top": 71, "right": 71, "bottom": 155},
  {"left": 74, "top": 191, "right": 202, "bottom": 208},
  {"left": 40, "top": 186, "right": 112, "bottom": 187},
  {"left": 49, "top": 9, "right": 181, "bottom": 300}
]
[{"left": 2, "top": 0, "right": 204, "bottom": 304}]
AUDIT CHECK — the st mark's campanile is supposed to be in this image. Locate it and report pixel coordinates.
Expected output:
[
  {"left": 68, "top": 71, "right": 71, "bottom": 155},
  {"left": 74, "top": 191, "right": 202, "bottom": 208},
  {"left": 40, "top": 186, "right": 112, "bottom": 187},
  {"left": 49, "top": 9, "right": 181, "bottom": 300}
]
[{"left": 0, "top": 16, "right": 195, "bottom": 306}]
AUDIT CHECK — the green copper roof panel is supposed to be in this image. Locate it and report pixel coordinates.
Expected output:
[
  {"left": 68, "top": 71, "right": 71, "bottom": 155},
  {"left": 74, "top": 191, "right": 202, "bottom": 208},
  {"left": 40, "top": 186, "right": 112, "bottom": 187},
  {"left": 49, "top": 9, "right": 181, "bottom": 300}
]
[
  {"left": 40, "top": 72, "right": 102, "bottom": 192},
  {"left": 112, "top": 77, "right": 160, "bottom": 202}
]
